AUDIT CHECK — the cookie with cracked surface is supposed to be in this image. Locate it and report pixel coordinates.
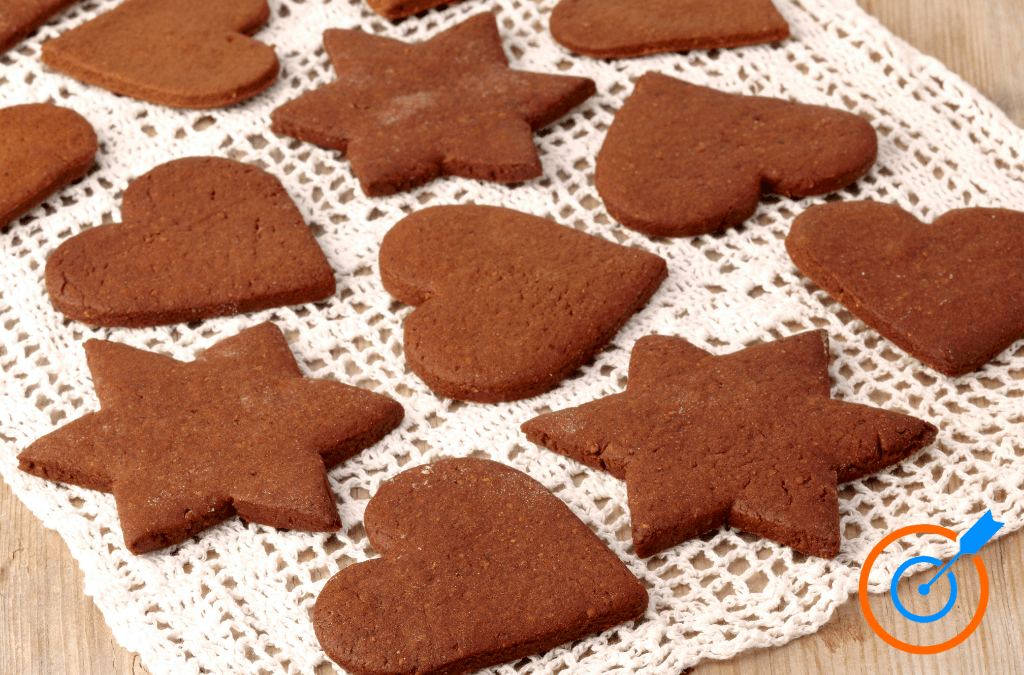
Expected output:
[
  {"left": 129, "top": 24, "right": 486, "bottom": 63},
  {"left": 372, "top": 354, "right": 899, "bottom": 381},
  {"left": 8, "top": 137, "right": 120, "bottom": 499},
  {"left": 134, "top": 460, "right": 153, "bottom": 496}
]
[
  {"left": 0, "top": 103, "right": 96, "bottom": 228},
  {"left": 45, "top": 156, "right": 335, "bottom": 327},
  {"left": 270, "top": 13, "right": 595, "bottom": 197},
  {"left": 596, "top": 72, "right": 877, "bottom": 237},
  {"left": 787, "top": 200, "right": 1024, "bottom": 376},
  {"left": 379, "top": 204, "right": 668, "bottom": 402},
  {"left": 0, "top": 0, "right": 79, "bottom": 54},
  {"left": 550, "top": 0, "right": 789, "bottom": 59},
  {"left": 18, "top": 322, "right": 405, "bottom": 554},
  {"left": 314, "top": 457, "right": 648, "bottom": 675},
  {"left": 40, "top": 0, "right": 278, "bottom": 108},
  {"left": 522, "top": 330, "right": 936, "bottom": 558}
]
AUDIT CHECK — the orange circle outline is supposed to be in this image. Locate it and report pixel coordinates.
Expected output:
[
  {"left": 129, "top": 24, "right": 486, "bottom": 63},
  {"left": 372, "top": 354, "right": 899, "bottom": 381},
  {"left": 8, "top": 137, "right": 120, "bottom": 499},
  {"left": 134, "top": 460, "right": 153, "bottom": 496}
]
[{"left": 859, "top": 524, "right": 990, "bottom": 654}]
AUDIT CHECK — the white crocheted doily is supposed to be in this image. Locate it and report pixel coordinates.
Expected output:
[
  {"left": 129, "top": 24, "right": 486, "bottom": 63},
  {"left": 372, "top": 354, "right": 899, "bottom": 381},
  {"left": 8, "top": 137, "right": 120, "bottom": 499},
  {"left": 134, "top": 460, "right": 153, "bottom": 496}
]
[{"left": 2, "top": 0, "right": 1023, "bottom": 673}]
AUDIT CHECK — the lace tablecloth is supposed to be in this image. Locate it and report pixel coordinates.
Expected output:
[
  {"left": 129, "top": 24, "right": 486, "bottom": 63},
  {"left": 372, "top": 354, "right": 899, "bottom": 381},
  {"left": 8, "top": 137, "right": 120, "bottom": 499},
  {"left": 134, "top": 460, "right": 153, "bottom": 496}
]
[{"left": 2, "top": 0, "right": 1023, "bottom": 673}]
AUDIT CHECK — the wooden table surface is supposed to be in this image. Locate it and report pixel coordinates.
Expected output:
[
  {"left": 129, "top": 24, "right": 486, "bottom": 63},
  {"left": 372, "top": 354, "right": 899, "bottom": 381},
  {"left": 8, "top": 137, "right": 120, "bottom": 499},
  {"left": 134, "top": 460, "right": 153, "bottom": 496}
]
[{"left": 3, "top": 1, "right": 1023, "bottom": 674}]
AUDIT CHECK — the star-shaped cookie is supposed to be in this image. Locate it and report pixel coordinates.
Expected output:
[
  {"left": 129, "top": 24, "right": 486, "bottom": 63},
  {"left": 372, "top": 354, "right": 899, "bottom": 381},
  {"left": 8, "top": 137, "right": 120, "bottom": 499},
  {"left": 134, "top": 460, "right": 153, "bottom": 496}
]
[
  {"left": 522, "top": 331, "right": 936, "bottom": 559},
  {"left": 270, "top": 13, "right": 596, "bottom": 197},
  {"left": 18, "top": 322, "right": 404, "bottom": 554}
]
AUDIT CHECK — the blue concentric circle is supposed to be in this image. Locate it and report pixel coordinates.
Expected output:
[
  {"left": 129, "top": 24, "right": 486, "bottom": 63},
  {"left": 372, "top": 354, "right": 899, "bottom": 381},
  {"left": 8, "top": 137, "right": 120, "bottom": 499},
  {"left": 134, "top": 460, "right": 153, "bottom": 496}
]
[{"left": 890, "top": 555, "right": 958, "bottom": 624}]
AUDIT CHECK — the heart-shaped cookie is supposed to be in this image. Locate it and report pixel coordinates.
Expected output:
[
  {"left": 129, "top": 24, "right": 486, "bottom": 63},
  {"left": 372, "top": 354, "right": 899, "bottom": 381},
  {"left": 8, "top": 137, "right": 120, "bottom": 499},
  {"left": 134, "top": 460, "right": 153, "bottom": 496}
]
[
  {"left": 45, "top": 156, "right": 335, "bottom": 327},
  {"left": 314, "top": 458, "right": 648, "bottom": 675},
  {"left": 596, "top": 72, "right": 878, "bottom": 237},
  {"left": 40, "top": 0, "right": 278, "bottom": 109},
  {"left": 379, "top": 205, "right": 667, "bottom": 402},
  {"left": 1, "top": 103, "right": 97, "bottom": 228},
  {"left": 1, "top": 0, "right": 79, "bottom": 54},
  {"left": 786, "top": 201, "right": 1024, "bottom": 376},
  {"left": 550, "top": 0, "right": 790, "bottom": 59}
]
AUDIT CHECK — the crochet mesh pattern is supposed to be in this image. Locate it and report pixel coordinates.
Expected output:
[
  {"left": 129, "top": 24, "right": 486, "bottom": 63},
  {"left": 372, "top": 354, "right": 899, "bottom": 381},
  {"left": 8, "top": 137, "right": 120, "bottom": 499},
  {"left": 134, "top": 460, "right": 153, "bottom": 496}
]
[{"left": 2, "top": 0, "right": 1023, "bottom": 673}]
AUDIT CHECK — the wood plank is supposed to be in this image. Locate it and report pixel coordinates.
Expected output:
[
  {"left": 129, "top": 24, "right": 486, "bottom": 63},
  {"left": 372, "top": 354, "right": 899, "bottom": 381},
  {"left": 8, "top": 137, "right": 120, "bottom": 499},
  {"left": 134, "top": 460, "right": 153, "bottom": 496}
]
[
  {"left": 693, "top": 528, "right": 1024, "bottom": 674},
  {"left": 0, "top": 478, "right": 149, "bottom": 675},
  {"left": 857, "top": 0, "right": 1024, "bottom": 127}
]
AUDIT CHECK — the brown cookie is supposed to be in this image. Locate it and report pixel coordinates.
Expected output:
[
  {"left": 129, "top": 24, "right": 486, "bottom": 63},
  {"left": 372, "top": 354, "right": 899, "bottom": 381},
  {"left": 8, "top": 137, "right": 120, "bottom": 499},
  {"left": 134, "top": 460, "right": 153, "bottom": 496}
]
[
  {"left": 45, "top": 156, "right": 335, "bottom": 327},
  {"left": 0, "top": 0, "right": 78, "bottom": 54},
  {"left": 596, "top": 72, "right": 878, "bottom": 237},
  {"left": 522, "top": 331, "right": 936, "bottom": 559},
  {"left": 365, "top": 0, "right": 464, "bottom": 20},
  {"left": 18, "top": 322, "right": 405, "bottom": 555},
  {"left": 270, "top": 13, "right": 596, "bottom": 197},
  {"left": 550, "top": 0, "right": 790, "bottom": 59},
  {"left": 379, "top": 205, "right": 667, "bottom": 402},
  {"left": 40, "top": 0, "right": 278, "bottom": 109},
  {"left": 314, "top": 457, "right": 648, "bottom": 675},
  {"left": 0, "top": 103, "right": 96, "bottom": 228},
  {"left": 787, "top": 200, "right": 1024, "bottom": 376}
]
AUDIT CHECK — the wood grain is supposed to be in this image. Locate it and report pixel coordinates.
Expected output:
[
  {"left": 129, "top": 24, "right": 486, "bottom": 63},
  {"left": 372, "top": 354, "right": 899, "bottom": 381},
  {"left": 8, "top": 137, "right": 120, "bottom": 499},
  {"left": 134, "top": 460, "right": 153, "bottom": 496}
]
[
  {"left": 692, "top": 527, "right": 1024, "bottom": 675},
  {"left": 858, "top": 0, "right": 1024, "bottom": 127},
  {"left": 0, "top": 479, "right": 150, "bottom": 675},
  {"left": 3, "top": 1, "right": 1023, "bottom": 674}
]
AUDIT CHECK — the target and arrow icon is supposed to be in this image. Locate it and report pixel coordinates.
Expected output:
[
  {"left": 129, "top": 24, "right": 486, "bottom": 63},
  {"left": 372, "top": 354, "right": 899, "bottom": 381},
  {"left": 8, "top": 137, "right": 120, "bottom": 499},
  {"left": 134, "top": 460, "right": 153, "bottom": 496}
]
[{"left": 860, "top": 509, "right": 1004, "bottom": 653}]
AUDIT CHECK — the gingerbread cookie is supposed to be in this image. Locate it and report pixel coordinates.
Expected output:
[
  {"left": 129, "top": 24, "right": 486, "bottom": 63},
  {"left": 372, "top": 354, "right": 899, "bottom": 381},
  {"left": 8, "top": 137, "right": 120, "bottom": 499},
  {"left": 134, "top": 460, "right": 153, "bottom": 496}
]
[
  {"left": 45, "top": 156, "right": 335, "bottom": 327},
  {"left": 596, "top": 72, "right": 878, "bottom": 237},
  {"left": 1, "top": 103, "right": 96, "bottom": 228},
  {"left": 364, "top": 0, "right": 464, "bottom": 20},
  {"left": 40, "top": 0, "right": 278, "bottom": 109},
  {"left": 18, "top": 322, "right": 405, "bottom": 555},
  {"left": 787, "top": 200, "right": 1024, "bottom": 376},
  {"left": 314, "top": 457, "right": 648, "bottom": 675},
  {"left": 0, "top": 0, "right": 78, "bottom": 54},
  {"left": 379, "top": 205, "right": 667, "bottom": 402},
  {"left": 270, "top": 13, "right": 596, "bottom": 197},
  {"left": 550, "top": 0, "right": 790, "bottom": 59},
  {"left": 522, "top": 331, "right": 936, "bottom": 558}
]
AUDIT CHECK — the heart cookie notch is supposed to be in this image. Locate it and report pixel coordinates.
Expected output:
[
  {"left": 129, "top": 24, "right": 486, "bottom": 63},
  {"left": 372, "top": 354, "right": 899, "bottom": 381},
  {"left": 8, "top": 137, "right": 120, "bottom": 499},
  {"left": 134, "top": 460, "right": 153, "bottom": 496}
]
[
  {"left": 40, "top": 0, "right": 278, "bottom": 108},
  {"left": 596, "top": 72, "right": 877, "bottom": 237},
  {"left": 1, "top": 103, "right": 96, "bottom": 228},
  {"left": 314, "top": 458, "right": 648, "bottom": 675},
  {"left": 787, "top": 200, "right": 1024, "bottom": 376},
  {"left": 379, "top": 205, "right": 668, "bottom": 402},
  {"left": 46, "top": 156, "right": 335, "bottom": 327},
  {"left": 550, "top": 0, "right": 790, "bottom": 59}
]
